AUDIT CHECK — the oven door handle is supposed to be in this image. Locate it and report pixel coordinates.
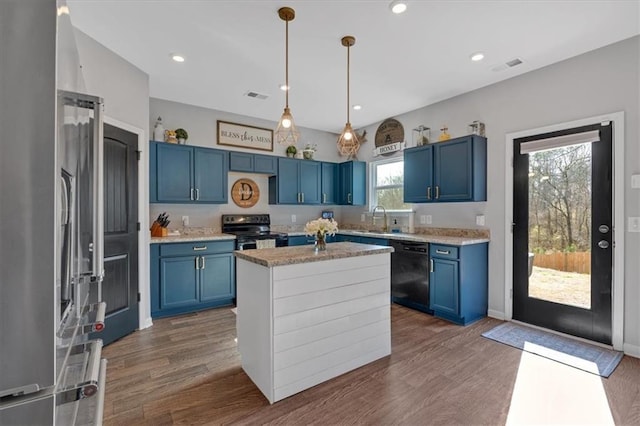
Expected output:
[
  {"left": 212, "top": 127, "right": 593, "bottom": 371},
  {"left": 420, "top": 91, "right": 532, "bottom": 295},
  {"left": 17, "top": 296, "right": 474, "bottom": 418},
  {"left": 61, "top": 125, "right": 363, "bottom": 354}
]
[{"left": 238, "top": 240, "right": 257, "bottom": 251}]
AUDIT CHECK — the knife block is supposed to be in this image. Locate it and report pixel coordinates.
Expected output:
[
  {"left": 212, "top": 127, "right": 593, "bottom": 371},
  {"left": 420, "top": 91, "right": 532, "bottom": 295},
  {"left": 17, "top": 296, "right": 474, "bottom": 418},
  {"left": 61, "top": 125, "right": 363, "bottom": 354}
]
[{"left": 150, "top": 221, "right": 168, "bottom": 237}]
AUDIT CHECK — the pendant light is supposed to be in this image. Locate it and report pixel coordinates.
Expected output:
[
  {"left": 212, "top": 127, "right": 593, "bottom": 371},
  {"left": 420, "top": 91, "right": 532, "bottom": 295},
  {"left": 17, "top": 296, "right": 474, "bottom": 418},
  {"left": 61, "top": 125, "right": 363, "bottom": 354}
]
[
  {"left": 337, "top": 35, "right": 360, "bottom": 157},
  {"left": 274, "top": 7, "right": 300, "bottom": 146}
]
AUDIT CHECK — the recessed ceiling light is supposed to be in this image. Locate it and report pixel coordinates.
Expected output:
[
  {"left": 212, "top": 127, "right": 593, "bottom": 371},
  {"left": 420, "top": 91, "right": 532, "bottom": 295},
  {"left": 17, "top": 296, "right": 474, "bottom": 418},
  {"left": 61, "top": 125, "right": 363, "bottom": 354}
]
[
  {"left": 171, "top": 54, "right": 185, "bottom": 63},
  {"left": 352, "top": 105, "right": 362, "bottom": 111},
  {"left": 389, "top": 1, "right": 407, "bottom": 14},
  {"left": 279, "top": 84, "right": 289, "bottom": 91},
  {"left": 470, "top": 52, "right": 485, "bottom": 62}
]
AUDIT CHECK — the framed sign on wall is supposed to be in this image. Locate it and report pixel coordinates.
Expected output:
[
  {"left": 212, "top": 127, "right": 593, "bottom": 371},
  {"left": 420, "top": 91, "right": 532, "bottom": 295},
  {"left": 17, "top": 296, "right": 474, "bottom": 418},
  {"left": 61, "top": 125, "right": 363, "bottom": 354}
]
[{"left": 217, "top": 120, "right": 273, "bottom": 152}]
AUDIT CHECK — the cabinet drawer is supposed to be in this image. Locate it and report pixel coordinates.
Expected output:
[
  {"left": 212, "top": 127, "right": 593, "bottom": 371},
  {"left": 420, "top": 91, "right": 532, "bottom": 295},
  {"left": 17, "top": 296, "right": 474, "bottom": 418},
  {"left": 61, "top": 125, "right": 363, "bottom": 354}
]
[
  {"left": 429, "top": 244, "right": 459, "bottom": 260},
  {"left": 159, "top": 240, "right": 235, "bottom": 257}
]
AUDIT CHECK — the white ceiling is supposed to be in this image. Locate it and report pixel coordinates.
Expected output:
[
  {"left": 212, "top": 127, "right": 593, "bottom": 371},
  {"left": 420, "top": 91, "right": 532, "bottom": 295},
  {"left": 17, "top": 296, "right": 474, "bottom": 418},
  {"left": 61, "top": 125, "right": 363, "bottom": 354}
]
[{"left": 67, "top": 0, "right": 639, "bottom": 134}]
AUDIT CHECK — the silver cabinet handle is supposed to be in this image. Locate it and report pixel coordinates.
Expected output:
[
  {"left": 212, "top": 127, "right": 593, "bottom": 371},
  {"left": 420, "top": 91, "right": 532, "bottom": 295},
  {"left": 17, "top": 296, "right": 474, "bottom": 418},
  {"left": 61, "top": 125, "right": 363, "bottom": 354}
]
[
  {"left": 297, "top": 193, "right": 300, "bottom": 203},
  {"left": 427, "top": 186, "right": 431, "bottom": 200},
  {"left": 435, "top": 249, "right": 450, "bottom": 255},
  {"left": 323, "top": 193, "right": 327, "bottom": 204},
  {"left": 190, "top": 188, "right": 195, "bottom": 200},
  {"left": 200, "top": 256, "right": 206, "bottom": 269},
  {"left": 348, "top": 193, "right": 352, "bottom": 203},
  {"left": 301, "top": 192, "right": 304, "bottom": 203},
  {"left": 195, "top": 188, "right": 200, "bottom": 200},
  {"left": 193, "top": 246, "right": 207, "bottom": 251},
  {"left": 195, "top": 256, "right": 200, "bottom": 270},
  {"left": 435, "top": 185, "right": 440, "bottom": 199},
  {"left": 430, "top": 259, "right": 434, "bottom": 273}
]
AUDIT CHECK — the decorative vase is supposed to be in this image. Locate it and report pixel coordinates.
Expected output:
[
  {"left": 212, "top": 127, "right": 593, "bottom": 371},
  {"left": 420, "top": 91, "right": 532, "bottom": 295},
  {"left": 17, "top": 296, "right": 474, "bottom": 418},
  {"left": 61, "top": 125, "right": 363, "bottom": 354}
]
[
  {"left": 178, "top": 138, "right": 186, "bottom": 145},
  {"left": 315, "top": 232, "right": 327, "bottom": 252}
]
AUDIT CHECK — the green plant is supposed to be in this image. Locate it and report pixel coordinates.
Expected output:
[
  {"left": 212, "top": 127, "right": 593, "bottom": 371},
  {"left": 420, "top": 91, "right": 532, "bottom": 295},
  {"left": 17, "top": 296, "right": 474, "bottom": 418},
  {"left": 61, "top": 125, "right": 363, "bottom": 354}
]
[
  {"left": 286, "top": 145, "right": 297, "bottom": 155},
  {"left": 175, "top": 128, "right": 189, "bottom": 140}
]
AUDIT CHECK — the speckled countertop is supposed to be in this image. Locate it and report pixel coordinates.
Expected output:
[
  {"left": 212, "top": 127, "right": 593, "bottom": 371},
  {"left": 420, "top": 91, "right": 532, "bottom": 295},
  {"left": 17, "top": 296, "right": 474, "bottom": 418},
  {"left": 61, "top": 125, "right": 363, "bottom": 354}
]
[
  {"left": 234, "top": 241, "right": 393, "bottom": 267},
  {"left": 287, "top": 230, "right": 489, "bottom": 246},
  {"left": 150, "top": 233, "right": 236, "bottom": 244}
]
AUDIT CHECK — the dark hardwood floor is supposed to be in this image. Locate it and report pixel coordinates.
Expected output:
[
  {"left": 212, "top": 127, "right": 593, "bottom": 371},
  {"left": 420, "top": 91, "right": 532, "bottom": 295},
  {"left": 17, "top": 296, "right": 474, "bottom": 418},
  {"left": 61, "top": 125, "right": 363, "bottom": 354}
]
[{"left": 102, "top": 305, "right": 640, "bottom": 425}]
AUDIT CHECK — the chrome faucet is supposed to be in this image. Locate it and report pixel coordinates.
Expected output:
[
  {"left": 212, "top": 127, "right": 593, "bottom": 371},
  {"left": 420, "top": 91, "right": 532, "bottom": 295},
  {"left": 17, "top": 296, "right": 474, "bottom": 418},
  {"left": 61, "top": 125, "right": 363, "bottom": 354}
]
[{"left": 372, "top": 205, "right": 388, "bottom": 233}]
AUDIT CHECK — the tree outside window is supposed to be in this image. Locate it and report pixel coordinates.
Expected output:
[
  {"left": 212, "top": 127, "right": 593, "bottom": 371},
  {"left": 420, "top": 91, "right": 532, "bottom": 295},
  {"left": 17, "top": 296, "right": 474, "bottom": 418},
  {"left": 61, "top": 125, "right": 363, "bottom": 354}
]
[{"left": 370, "top": 159, "right": 411, "bottom": 211}]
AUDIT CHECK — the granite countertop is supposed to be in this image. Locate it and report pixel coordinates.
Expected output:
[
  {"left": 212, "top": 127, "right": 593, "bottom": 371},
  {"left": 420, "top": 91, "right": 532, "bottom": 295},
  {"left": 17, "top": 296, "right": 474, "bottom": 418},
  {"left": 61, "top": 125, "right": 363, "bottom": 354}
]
[
  {"left": 234, "top": 241, "right": 393, "bottom": 267},
  {"left": 287, "top": 230, "right": 489, "bottom": 246},
  {"left": 150, "top": 233, "right": 236, "bottom": 244}
]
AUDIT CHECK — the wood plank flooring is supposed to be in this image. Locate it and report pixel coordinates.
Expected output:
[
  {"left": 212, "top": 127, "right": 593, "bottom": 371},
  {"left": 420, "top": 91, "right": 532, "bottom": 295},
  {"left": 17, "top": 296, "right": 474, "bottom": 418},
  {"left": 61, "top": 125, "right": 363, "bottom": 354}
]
[{"left": 102, "top": 305, "right": 640, "bottom": 425}]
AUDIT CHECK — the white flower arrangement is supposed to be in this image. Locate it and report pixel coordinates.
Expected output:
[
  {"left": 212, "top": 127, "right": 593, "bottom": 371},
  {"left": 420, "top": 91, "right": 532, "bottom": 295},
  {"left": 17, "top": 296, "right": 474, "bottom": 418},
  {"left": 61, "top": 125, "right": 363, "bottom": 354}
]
[{"left": 304, "top": 218, "right": 338, "bottom": 237}]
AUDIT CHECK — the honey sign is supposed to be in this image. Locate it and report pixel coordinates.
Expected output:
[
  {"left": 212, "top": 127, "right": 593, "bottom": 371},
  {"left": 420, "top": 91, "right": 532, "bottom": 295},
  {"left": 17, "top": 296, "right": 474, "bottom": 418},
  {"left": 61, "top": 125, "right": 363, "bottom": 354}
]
[
  {"left": 373, "top": 118, "right": 405, "bottom": 157},
  {"left": 231, "top": 178, "right": 260, "bottom": 208}
]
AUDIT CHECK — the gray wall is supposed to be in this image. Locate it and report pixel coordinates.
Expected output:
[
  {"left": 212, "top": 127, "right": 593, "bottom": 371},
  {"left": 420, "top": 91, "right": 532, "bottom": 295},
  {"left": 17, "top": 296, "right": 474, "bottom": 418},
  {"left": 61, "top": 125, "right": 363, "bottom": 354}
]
[{"left": 348, "top": 36, "right": 640, "bottom": 350}]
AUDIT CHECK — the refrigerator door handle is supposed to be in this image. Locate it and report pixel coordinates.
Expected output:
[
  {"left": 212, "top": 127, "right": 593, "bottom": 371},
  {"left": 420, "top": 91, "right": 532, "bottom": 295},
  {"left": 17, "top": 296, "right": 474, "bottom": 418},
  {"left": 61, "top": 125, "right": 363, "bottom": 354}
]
[{"left": 91, "top": 98, "right": 105, "bottom": 296}]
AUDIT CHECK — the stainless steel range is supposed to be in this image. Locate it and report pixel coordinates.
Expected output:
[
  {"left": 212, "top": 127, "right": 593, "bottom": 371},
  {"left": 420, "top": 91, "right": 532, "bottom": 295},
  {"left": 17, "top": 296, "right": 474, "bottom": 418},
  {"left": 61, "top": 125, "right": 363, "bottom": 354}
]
[{"left": 222, "top": 214, "right": 288, "bottom": 250}]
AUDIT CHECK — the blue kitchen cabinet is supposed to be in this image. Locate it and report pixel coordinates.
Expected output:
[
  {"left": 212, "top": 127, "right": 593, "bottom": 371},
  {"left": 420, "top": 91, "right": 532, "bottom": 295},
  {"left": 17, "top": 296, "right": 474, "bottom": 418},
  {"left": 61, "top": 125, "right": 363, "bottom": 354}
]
[
  {"left": 151, "top": 240, "right": 235, "bottom": 318},
  {"left": 429, "top": 243, "right": 488, "bottom": 325},
  {"left": 321, "top": 162, "right": 338, "bottom": 204},
  {"left": 229, "top": 152, "right": 277, "bottom": 174},
  {"left": 339, "top": 161, "right": 366, "bottom": 205},
  {"left": 404, "top": 145, "right": 433, "bottom": 203},
  {"left": 150, "top": 141, "right": 228, "bottom": 204},
  {"left": 404, "top": 135, "right": 486, "bottom": 203},
  {"left": 335, "top": 234, "right": 388, "bottom": 246},
  {"left": 289, "top": 234, "right": 336, "bottom": 246},
  {"left": 269, "top": 158, "right": 321, "bottom": 204}
]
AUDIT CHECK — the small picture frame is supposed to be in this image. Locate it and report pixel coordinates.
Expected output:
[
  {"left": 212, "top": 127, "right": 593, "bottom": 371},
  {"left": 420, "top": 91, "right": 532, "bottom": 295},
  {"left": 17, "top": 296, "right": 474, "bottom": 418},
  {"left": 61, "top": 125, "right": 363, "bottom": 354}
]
[{"left": 217, "top": 120, "right": 273, "bottom": 152}]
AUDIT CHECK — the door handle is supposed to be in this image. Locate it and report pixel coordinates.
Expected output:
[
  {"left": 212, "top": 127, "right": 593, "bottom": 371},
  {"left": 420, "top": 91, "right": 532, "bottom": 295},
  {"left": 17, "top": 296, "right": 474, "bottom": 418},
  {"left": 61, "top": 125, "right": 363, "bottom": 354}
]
[
  {"left": 195, "top": 188, "right": 200, "bottom": 200},
  {"left": 195, "top": 256, "right": 200, "bottom": 270},
  {"left": 297, "top": 193, "right": 301, "bottom": 203},
  {"left": 301, "top": 192, "right": 304, "bottom": 203},
  {"left": 190, "top": 188, "right": 195, "bottom": 201},
  {"left": 193, "top": 246, "right": 207, "bottom": 251},
  {"left": 435, "top": 185, "right": 440, "bottom": 200},
  {"left": 323, "top": 193, "right": 327, "bottom": 204},
  {"left": 427, "top": 186, "right": 431, "bottom": 200},
  {"left": 597, "top": 240, "right": 609, "bottom": 249},
  {"left": 430, "top": 259, "right": 434, "bottom": 273},
  {"left": 348, "top": 193, "right": 352, "bottom": 204},
  {"left": 200, "top": 256, "right": 205, "bottom": 269},
  {"left": 598, "top": 225, "right": 610, "bottom": 233},
  {"left": 435, "top": 249, "right": 450, "bottom": 255}
]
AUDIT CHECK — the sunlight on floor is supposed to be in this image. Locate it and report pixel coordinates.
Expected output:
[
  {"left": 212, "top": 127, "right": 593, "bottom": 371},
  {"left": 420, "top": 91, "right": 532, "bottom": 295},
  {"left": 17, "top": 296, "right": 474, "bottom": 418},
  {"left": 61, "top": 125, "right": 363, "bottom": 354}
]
[{"left": 506, "top": 350, "right": 614, "bottom": 425}]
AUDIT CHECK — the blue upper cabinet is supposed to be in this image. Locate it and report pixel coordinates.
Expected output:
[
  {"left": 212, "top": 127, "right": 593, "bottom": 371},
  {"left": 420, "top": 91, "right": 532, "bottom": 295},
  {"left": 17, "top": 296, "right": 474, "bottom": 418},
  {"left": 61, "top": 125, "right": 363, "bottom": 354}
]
[
  {"left": 321, "top": 162, "right": 338, "bottom": 205},
  {"left": 229, "top": 152, "right": 277, "bottom": 174},
  {"left": 269, "top": 158, "right": 321, "bottom": 204},
  {"left": 339, "top": 161, "right": 366, "bottom": 205},
  {"left": 150, "top": 141, "right": 229, "bottom": 204},
  {"left": 404, "top": 135, "right": 486, "bottom": 203},
  {"left": 404, "top": 145, "right": 433, "bottom": 203}
]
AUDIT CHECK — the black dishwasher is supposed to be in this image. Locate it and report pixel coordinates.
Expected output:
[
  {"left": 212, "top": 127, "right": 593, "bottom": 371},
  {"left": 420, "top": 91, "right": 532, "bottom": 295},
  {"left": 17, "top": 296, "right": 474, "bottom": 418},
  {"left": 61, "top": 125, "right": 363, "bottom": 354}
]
[{"left": 390, "top": 240, "right": 432, "bottom": 314}]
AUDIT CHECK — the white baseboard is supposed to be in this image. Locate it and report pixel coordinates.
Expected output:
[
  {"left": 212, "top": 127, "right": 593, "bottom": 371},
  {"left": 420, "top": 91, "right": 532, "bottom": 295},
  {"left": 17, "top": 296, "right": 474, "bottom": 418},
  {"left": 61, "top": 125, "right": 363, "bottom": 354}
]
[
  {"left": 623, "top": 342, "right": 640, "bottom": 358},
  {"left": 139, "top": 317, "right": 153, "bottom": 330},
  {"left": 487, "top": 309, "right": 505, "bottom": 320}
]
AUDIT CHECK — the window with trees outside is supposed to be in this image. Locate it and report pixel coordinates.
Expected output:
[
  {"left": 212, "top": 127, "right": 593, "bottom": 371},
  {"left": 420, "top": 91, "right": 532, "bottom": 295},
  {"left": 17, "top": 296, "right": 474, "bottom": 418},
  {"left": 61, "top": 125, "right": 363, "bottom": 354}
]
[{"left": 370, "top": 159, "right": 410, "bottom": 211}]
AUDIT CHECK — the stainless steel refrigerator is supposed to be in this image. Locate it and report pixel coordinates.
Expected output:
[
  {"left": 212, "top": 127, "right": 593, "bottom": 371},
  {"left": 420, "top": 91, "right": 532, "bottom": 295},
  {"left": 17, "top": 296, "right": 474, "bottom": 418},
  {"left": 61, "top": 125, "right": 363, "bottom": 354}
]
[{"left": 0, "top": 1, "right": 107, "bottom": 424}]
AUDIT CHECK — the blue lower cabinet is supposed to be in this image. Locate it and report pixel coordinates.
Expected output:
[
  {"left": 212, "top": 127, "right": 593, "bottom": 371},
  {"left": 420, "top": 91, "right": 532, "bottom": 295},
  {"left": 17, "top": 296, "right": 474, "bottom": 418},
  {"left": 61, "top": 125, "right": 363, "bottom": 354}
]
[
  {"left": 334, "top": 234, "right": 388, "bottom": 246},
  {"left": 288, "top": 235, "right": 314, "bottom": 246},
  {"left": 151, "top": 241, "right": 235, "bottom": 318},
  {"left": 429, "top": 243, "right": 488, "bottom": 325}
]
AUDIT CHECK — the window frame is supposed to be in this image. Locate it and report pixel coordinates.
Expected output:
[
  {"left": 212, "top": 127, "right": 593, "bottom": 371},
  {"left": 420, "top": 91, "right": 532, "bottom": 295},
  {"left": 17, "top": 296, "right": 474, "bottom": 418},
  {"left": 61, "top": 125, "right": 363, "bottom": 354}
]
[{"left": 368, "top": 157, "right": 411, "bottom": 213}]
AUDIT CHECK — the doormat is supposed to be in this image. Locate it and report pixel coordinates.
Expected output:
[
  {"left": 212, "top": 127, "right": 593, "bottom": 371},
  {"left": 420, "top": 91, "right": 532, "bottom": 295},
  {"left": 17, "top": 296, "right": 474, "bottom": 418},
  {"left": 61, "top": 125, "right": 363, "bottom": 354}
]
[{"left": 482, "top": 322, "right": 623, "bottom": 377}]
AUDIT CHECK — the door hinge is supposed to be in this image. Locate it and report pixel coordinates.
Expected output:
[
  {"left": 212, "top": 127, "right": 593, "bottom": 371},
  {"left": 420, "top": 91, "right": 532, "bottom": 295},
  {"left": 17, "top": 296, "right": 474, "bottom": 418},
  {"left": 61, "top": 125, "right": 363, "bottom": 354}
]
[
  {"left": 135, "top": 150, "right": 141, "bottom": 161},
  {"left": 137, "top": 222, "right": 141, "bottom": 231}
]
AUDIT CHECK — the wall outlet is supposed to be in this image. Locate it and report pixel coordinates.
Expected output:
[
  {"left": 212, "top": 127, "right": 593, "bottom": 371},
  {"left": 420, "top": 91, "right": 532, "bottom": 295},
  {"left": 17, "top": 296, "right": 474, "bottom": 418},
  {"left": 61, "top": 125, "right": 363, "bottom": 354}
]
[
  {"left": 420, "top": 215, "right": 426, "bottom": 224},
  {"left": 629, "top": 217, "right": 640, "bottom": 232},
  {"left": 425, "top": 215, "right": 432, "bottom": 225},
  {"left": 476, "top": 215, "right": 485, "bottom": 226},
  {"left": 291, "top": 214, "right": 296, "bottom": 223},
  {"left": 632, "top": 174, "right": 640, "bottom": 189},
  {"left": 181, "top": 215, "right": 189, "bottom": 226},
  {"left": 361, "top": 213, "right": 365, "bottom": 222}
]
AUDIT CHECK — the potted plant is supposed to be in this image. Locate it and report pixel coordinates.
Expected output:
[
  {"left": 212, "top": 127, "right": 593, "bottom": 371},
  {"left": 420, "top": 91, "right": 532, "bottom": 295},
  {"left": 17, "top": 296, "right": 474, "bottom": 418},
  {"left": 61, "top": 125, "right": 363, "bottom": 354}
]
[
  {"left": 286, "top": 145, "right": 297, "bottom": 158},
  {"left": 302, "top": 143, "right": 317, "bottom": 160},
  {"left": 175, "top": 128, "right": 189, "bottom": 145}
]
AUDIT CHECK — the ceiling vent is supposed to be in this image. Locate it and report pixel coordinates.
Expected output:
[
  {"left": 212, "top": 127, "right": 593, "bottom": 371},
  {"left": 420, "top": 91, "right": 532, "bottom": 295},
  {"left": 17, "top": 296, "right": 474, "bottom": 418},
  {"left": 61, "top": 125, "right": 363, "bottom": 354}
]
[
  {"left": 244, "top": 91, "right": 269, "bottom": 100},
  {"left": 492, "top": 58, "right": 524, "bottom": 72}
]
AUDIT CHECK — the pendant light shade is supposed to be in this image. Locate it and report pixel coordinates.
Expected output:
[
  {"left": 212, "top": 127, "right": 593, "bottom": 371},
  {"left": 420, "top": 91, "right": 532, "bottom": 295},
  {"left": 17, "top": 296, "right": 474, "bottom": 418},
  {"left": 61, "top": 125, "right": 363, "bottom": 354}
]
[
  {"left": 274, "top": 7, "right": 300, "bottom": 146},
  {"left": 337, "top": 36, "right": 360, "bottom": 157}
]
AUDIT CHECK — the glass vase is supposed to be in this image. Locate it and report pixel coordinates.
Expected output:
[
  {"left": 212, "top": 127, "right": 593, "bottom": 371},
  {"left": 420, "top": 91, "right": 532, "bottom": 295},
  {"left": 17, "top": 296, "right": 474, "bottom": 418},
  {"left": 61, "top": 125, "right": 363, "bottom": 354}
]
[{"left": 315, "top": 232, "right": 327, "bottom": 252}]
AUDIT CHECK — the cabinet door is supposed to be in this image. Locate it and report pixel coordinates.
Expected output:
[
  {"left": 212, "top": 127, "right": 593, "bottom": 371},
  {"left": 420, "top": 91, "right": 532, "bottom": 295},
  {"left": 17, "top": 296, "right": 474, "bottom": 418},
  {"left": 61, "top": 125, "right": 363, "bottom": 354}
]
[
  {"left": 434, "top": 138, "right": 472, "bottom": 201},
  {"left": 430, "top": 258, "right": 459, "bottom": 315},
  {"left": 321, "top": 162, "right": 338, "bottom": 204},
  {"left": 404, "top": 146, "right": 433, "bottom": 203},
  {"left": 339, "top": 162, "right": 353, "bottom": 204},
  {"left": 160, "top": 256, "right": 199, "bottom": 309},
  {"left": 276, "top": 158, "right": 300, "bottom": 204},
  {"left": 288, "top": 235, "right": 313, "bottom": 246},
  {"left": 254, "top": 154, "right": 277, "bottom": 174},
  {"left": 229, "top": 152, "right": 254, "bottom": 172},
  {"left": 299, "top": 161, "right": 321, "bottom": 204},
  {"left": 200, "top": 253, "right": 234, "bottom": 302},
  {"left": 156, "top": 143, "right": 194, "bottom": 202},
  {"left": 194, "top": 148, "right": 228, "bottom": 203}
]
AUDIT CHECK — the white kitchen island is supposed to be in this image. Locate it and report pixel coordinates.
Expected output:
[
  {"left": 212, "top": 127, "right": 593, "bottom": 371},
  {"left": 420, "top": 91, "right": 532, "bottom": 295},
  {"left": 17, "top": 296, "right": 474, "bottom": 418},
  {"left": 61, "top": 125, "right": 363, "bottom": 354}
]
[{"left": 234, "top": 242, "right": 393, "bottom": 404}]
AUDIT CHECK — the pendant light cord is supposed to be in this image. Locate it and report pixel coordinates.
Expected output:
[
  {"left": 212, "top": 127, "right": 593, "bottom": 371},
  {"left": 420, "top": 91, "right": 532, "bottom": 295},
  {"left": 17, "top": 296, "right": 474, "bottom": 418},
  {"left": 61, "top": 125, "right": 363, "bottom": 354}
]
[
  {"left": 346, "top": 43, "right": 350, "bottom": 123},
  {"left": 285, "top": 19, "right": 289, "bottom": 109}
]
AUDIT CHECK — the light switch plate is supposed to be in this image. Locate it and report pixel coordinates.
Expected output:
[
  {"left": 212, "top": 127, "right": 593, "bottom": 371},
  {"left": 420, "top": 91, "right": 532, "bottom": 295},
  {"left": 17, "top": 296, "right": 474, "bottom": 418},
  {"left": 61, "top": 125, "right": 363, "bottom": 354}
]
[
  {"left": 291, "top": 214, "right": 296, "bottom": 223},
  {"left": 420, "top": 215, "right": 427, "bottom": 224},
  {"left": 425, "top": 215, "right": 432, "bottom": 224},
  {"left": 182, "top": 216, "right": 189, "bottom": 226},
  {"left": 476, "top": 215, "right": 485, "bottom": 226},
  {"left": 629, "top": 217, "right": 640, "bottom": 232},
  {"left": 361, "top": 213, "right": 365, "bottom": 222},
  {"left": 632, "top": 174, "right": 640, "bottom": 189}
]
